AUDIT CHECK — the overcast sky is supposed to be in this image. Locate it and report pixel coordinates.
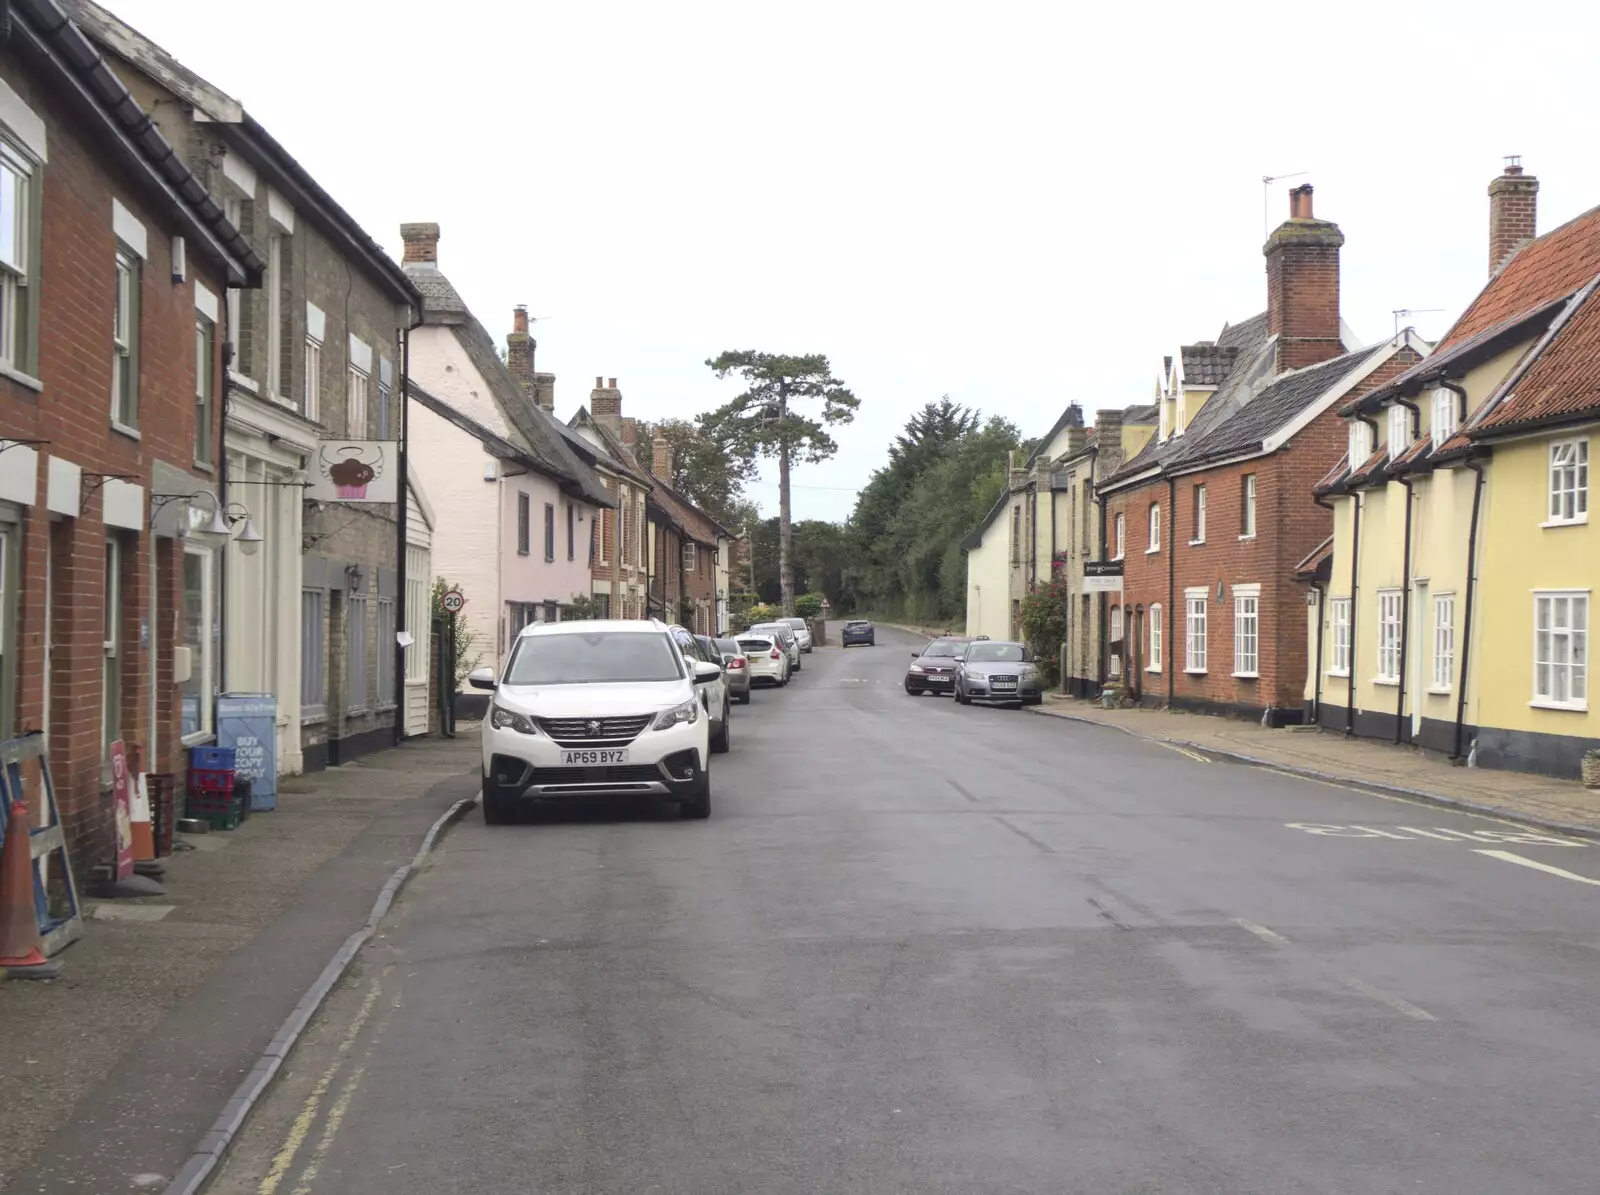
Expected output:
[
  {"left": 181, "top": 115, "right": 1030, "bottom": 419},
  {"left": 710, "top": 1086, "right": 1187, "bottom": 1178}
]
[{"left": 115, "top": 0, "right": 1600, "bottom": 523}]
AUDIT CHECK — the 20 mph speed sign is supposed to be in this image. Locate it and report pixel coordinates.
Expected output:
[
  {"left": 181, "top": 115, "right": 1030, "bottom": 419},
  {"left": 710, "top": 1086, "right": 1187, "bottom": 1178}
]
[{"left": 441, "top": 589, "right": 466, "bottom": 614}]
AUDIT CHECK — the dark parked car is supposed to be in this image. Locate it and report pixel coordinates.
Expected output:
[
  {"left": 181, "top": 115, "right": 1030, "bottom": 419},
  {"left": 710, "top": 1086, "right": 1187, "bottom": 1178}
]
[
  {"left": 841, "top": 619, "right": 875, "bottom": 647},
  {"left": 904, "top": 636, "right": 972, "bottom": 695},
  {"left": 954, "top": 640, "right": 1044, "bottom": 708}
]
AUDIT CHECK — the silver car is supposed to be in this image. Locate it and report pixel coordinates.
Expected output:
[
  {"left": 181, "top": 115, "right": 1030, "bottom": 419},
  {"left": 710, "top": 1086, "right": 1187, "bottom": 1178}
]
[
  {"left": 709, "top": 636, "right": 751, "bottom": 704},
  {"left": 953, "top": 640, "right": 1044, "bottom": 708},
  {"left": 749, "top": 622, "right": 802, "bottom": 672},
  {"left": 784, "top": 617, "right": 814, "bottom": 653}
]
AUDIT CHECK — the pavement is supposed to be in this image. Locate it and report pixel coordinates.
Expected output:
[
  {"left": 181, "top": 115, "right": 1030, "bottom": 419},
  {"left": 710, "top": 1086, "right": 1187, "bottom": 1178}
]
[
  {"left": 0, "top": 730, "right": 481, "bottom": 1195},
  {"left": 197, "top": 624, "right": 1600, "bottom": 1195}
]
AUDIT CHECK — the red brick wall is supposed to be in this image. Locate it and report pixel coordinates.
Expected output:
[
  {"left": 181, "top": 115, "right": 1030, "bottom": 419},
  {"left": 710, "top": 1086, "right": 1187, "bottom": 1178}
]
[{"left": 0, "top": 54, "right": 223, "bottom": 876}]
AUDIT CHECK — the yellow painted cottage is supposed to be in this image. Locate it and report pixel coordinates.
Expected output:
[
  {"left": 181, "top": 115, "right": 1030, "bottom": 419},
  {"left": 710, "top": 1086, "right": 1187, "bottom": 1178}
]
[{"left": 1307, "top": 161, "right": 1600, "bottom": 778}]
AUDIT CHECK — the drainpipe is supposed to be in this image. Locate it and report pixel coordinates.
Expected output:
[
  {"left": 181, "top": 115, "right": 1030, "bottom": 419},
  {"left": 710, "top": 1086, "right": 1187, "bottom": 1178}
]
[
  {"left": 1029, "top": 479, "right": 1039, "bottom": 590},
  {"left": 1345, "top": 415, "right": 1378, "bottom": 736},
  {"left": 1166, "top": 476, "right": 1176, "bottom": 708},
  {"left": 1393, "top": 475, "right": 1415, "bottom": 744},
  {"left": 1453, "top": 453, "right": 1487, "bottom": 763},
  {"left": 1096, "top": 475, "right": 1108, "bottom": 693},
  {"left": 218, "top": 306, "right": 231, "bottom": 698},
  {"left": 1311, "top": 488, "right": 1336, "bottom": 727},
  {"left": 393, "top": 319, "right": 415, "bottom": 745}
]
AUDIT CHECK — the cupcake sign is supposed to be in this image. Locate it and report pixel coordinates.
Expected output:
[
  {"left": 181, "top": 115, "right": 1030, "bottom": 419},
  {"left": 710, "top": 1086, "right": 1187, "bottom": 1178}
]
[{"left": 309, "top": 441, "right": 399, "bottom": 504}]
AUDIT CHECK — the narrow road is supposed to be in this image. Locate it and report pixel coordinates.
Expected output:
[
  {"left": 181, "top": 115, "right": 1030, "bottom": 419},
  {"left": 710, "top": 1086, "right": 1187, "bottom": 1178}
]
[{"left": 213, "top": 625, "right": 1600, "bottom": 1194}]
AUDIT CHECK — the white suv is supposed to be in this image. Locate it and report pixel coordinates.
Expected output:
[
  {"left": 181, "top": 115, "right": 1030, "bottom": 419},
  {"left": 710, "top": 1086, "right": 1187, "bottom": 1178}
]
[{"left": 469, "top": 619, "right": 722, "bottom": 824}]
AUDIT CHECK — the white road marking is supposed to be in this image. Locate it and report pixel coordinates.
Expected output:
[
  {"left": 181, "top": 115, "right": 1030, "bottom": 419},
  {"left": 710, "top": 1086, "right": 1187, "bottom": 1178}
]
[
  {"left": 1285, "top": 823, "right": 1586, "bottom": 846},
  {"left": 1474, "top": 850, "right": 1600, "bottom": 887},
  {"left": 1232, "top": 918, "right": 1436, "bottom": 1022}
]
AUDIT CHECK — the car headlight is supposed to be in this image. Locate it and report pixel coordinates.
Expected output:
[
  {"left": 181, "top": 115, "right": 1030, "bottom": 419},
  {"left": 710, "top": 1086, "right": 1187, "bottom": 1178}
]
[
  {"left": 652, "top": 698, "right": 700, "bottom": 731},
  {"left": 490, "top": 703, "right": 537, "bottom": 735},
  {"left": 908, "top": 664, "right": 925, "bottom": 673},
  {"left": 1021, "top": 664, "right": 1040, "bottom": 677}
]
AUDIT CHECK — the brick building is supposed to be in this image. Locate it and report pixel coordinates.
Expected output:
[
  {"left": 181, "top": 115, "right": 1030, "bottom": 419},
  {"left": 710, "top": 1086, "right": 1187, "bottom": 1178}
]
[
  {"left": 0, "top": 0, "right": 260, "bottom": 876},
  {"left": 643, "top": 438, "right": 731, "bottom": 636},
  {"left": 1098, "top": 186, "right": 1426, "bottom": 723},
  {"left": 570, "top": 380, "right": 652, "bottom": 618}
]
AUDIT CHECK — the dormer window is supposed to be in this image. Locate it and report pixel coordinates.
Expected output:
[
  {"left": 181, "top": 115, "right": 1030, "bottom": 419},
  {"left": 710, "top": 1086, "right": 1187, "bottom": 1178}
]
[
  {"left": 1431, "top": 386, "right": 1458, "bottom": 448},
  {"left": 1347, "top": 420, "right": 1372, "bottom": 467},
  {"left": 1388, "top": 403, "right": 1410, "bottom": 460}
]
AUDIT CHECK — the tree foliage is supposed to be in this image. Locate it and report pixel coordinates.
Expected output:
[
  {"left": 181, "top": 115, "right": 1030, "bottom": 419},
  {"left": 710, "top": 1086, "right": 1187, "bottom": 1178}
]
[
  {"left": 431, "top": 577, "right": 484, "bottom": 688},
  {"left": 1018, "top": 573, "right": 1070, "bottom": 685},
  {"left": 846, "top": 399, "right": 1025, "bottom": 623},
  {"left": 637, "top": 417, "right": 756, "bottom": 527}
]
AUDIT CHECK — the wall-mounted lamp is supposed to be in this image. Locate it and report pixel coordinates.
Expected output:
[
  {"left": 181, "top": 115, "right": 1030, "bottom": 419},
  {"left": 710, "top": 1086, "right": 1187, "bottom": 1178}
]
[{"left": 151, "top": 489, "right": 263, "bottom": 553}]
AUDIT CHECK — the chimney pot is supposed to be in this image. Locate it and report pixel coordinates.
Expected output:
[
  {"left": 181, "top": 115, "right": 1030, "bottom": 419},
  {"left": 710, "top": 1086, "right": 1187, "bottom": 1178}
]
[
  {"left": 1289, "top": 184, "right": 1314, "bottom": 220},
  {"left": 513, "top": 305, "right": 528, "bottom": 334},
  {"left": 596, "top": 376, "right": 603, "bottom": 388},
  {"left": 1488, "top": 156, "right": 1539, "bottom": 277},
  {"left": 608, "top": 378, "right": 617, "bottom": 389},
  {"left": 591, "top": 376, "right": 622, "bottom": 423},
  {"left": 399, "top": 222, "right": 440, "bottom": 265}
]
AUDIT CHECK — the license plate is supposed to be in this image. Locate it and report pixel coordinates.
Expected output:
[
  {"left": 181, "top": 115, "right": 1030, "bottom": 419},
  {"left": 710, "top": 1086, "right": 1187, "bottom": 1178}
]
[
  {"left": 992, "top": 682, "right": 1017, "bottom": 691},
  {"left": 927, "top": 675, "right": 950, "bottom": 684},
  {"left": 560, "top": 748, "right": 629, "bottom": 765}
]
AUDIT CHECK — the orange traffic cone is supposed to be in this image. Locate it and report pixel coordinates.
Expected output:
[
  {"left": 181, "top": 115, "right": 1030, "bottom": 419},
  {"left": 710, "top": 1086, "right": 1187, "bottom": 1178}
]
[{"left": 0, "top": 797, "right": 60, "bottom": 979}]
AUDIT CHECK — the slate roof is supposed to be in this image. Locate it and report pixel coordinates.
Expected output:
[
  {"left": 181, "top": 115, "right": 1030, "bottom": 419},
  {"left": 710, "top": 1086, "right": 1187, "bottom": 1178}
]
[
  {"left": 569, "top": 409, "right": 653, "bottom": 486},
  {"left": 405, "top": 261, "right": 612, "bottom": 508},
  {"left": 1474, "top": 282, "right": 1600, "bottom": 435},
  {"left": 1217, "top": 312, "right": 1270, "bottom": 351},
  {"left": 645, "top": 478, "right": 718, "bottom": 547},
  {"left": 1180, "top": 344, "right": 1240, "bottom": 386}
]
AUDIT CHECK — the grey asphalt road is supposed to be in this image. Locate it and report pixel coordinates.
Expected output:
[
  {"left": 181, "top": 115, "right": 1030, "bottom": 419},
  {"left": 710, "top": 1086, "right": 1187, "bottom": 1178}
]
[{"left": 210, "top": 625, "right": 1600, "bottom": 1195}]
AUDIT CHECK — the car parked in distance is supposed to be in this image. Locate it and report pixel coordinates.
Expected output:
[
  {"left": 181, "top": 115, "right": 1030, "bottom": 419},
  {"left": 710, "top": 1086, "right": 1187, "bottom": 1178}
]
[
  {"left": 737, "top": 633, "right": 790, "bottom": 687},
  {"left": 953, "top": 639, "right": 1044, "bottom": 708},
  {"left": 469, "top": 619, "right": 719, "bottom": 824},
  {"left": 710, "top": 636, "right": 751, "bottom": 704},
  {"left": 669, "top": 625, "right": 732, "bottom": 754},
  {"left": 749, "top": 621, "right": 802, "bottom": 672},
  {"left": 841, "top": 619, "right": 875, "bottom": 647},
  {"left": 784, "top": 617, "right": 814, "bottom": 653},
  {"left": 904, "top": 636, "right": 972, "bottom": 695}
]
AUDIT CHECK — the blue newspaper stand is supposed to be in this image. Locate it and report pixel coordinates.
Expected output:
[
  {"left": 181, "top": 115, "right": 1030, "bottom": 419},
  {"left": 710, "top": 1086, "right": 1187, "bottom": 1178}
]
[{"left": 216, "top": 693, "right": 278, "bottom": 811}]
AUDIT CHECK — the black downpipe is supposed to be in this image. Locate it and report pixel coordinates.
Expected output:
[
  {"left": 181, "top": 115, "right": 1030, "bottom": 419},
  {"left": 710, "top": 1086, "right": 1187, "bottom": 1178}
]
[
  {"left": 1311, "top": 488, "right": 1336, "bottom": 726},
  {"left": 393, "top": 323, "right": 412, "bottom": 744},
  {"left": 1029, "top": 480, "right": 1038, "bottom": 590},
  {"left": 1166, "top": 477, "right": 1176, "bottom": 708},
  {"left": 1393, "top": 477, "right": 1415, "bottom": 744},
  {"left": 1096, "top": 466, "right": 1108, "bottom": 692},
  {"left": 218, "top": 298, "right": 231, "bottom": 696},
  {"left": 1344, "top": 415, "right": 1379, "bottom": 737},
  {"left": 1453, "top": 455, "right": 1487, "bottom": 762}
]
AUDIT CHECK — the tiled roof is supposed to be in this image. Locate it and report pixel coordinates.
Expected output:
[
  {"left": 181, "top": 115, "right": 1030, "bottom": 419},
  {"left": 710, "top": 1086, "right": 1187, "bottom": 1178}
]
[
  {"left": 1180, "top": 344, "right": 1241, "bottom": 386},
  {"left": 1347, "top": 447, "right": 1390, "bottom": 485},
  {"left": 406, "top": 264, "right": 468, "bottom": 318},
  {"left": 1474, "top": 283, "right": 1600, "bottom": 434},
  {"left": 1312, "top": 454, "right": 1351, "bottom": 494},
  {"left": 569, "top": 410, "right": 652, "bottom": 485},
  {"left": 645, "top": 476, "right": 720, "bottom": 546},
  {"left": 1294, "top": 534, "right": 1335, "bottom": 579},
  {"left": 1122, "top": 403, "right": 1160, "bottom": 423},
  {"left": 1438, "top": 205, "right": 1600, "bottom": 351}
]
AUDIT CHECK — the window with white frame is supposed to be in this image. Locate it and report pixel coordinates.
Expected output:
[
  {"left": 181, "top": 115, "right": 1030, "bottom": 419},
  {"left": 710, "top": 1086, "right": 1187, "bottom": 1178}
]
[
  {"left": 516, "top": 492, "right": 530, "bottom": 555},
  {"left": 1109, "top": 605, "right": 1123, "bottom": 676},
  {"left": 1548, "top": 439, "right": 1589, "bottom": 524},
  {"left": 1533, "top": 591, "right": 1588, "bottom": 709},
  {"left": 1241, "top": 473, "right": 1257, "bottom": 537},
  {"left": 112, "top": 247, "right": 139, "bottom": 428},
  {"left": 304, "top": 332, "right": 322, "bottom": 423},
  {"left": 267, "top": 233, "right": 284, "bottom": 397},
  {"left": 544, "top": 503, "right": 555, "bottom": 563},
  {"left": 1192, "top": 485, "right": 1206, "bottom": 542},
  {"left": 182, "top": 545, "right": 215, "bottom": 739},
  {"left": 1387, "top": 403, "right": 1410, "bottom": 460},
  {"left": 1431, "top": 386, "right": 1458, "bottom": 448},
  {"left": 1233, "top": 586, "right": 1260, "bottom": 677},
  {"left": 0, "top": 140, "right": 36, "bottom": 372},
  {"left": 636, "top": 496, "right": 647, "bottom": 567},
  {"left": 195, "top": 313, "right": 215, "bottom": 464},
  {"left": 377, "top": 356, "right": 394, "bottom": 440},
  {"left": 404, "top": 545, "right": 427, "bottom": 682},
  {"left": 1147, "top": 502, "right": 1160, "bottom": 553},
  {"left": 103, "top": 536, "right": 122, "bottom": 760},
  {"left": 1376, "top": 590, "right": 1402, "bottom": 682},
  {"left": 1113, "top": 512, "right": 1125, "bottom": 560},
  {"left": 301, "top": 588, "right": 325, "bottom": 716},
  {"left": 1347, "top": 420, "right": 1372, "bottom": 467},
  {"left": 1185, "top": 592, "right": 1207, "bottom": 672},
  {"left": 346, "top": 595, "right": 368, "bottom": 711},
  {"left": 1432, "top": 593, "right": 1455, "bottom": 691},
  {"left": 682, "top": 540, "right": 697, "bottom": 575},
  {"left": 1148, "top": 603, "right": 1162, "bottom": 671},
  {"left": 376, "top": 596, "right": 395, "bottom": 709},
  {"left": 1329, "top": 597, "right": 1351, "bottom": 676},
  {"left": 621, "top": 490, "right": 634, "bottom": 564},
  {"left": 347, "top": 362, "right": 368, "bottom": 437}
]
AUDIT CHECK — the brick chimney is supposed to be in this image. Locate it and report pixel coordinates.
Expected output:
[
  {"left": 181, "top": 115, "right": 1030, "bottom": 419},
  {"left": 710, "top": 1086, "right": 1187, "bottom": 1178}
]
[
  {"left": 652, "top": 437, "right": 673, "bottom": 477},
  {"left": 506, "top": 305, "right": 534, "bottom": 394},
  {"left": 619, "top": 417, "right": 637, "bottom": 446},
  {"left": 1264, "top": 184, "right": 1345, "bottom": 373},
  {"left": 591, "top": 376, "right": 622, "bottom": 433},
  {"left": 400, "top": 222, "right": 439, "bottom": 265},
  {"left": 1489, "top": 156, "right": 1539, "bottom": 277},
  {"left": 532, "top": 371, "right": 556, "bottom": 413}
]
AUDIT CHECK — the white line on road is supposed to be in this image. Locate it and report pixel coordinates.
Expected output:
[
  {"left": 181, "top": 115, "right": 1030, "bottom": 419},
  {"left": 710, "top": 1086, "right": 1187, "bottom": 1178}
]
[
  {"left": 1231, "top": 918, "right": 1437, "bottom": 1022},
  {"left": 1474, "top": 850, "right": 1600, "bottom": 887}
]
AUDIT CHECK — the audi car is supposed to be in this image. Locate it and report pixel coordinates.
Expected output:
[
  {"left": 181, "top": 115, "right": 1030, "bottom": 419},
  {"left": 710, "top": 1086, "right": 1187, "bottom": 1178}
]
[
  {"left": 904, "top": 636, "right": 973, "bottom": 695},
  {"left": 469, "top": 619, "right": 720, "bottom": 823},
  {"left": 953, "top": 639, "right": 1044, "bottom": 708}
]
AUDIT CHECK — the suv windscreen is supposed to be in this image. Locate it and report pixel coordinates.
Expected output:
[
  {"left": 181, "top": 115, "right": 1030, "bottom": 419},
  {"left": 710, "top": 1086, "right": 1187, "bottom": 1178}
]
[
  {"left": 504, "top": 631, "right": 685, "bottom": 686},
  {"left": 967, "top": 643, "right": 1026, "bottom": 663},
  {"left": 921, "top": 641, "right": 968, "bottom": 659}
]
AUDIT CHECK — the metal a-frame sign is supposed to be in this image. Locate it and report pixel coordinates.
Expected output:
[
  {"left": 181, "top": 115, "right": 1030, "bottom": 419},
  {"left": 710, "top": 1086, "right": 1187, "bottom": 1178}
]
[{"left": 0, "top": 733, "right": 84, "bottom": 957}]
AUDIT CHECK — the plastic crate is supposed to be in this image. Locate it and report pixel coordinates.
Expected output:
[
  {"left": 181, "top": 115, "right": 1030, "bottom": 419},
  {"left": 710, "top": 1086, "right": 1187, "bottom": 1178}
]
[
  {"left": 187, "top": 767, "right": 236, "bottom": 794},
  {"left": 189, "top": 745, "right": 238, "bottom": 771},
  {"left": 185, "top": 789, "right": 242, "bottom": 831}
]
